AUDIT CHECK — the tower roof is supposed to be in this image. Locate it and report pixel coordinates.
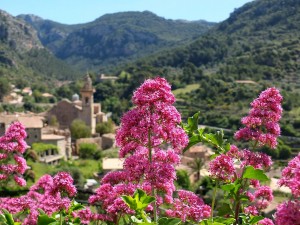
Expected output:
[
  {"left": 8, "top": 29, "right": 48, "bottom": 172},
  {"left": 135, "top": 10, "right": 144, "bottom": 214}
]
[{"left": 81, "top": 73, "right": 93, "bottom": 91}]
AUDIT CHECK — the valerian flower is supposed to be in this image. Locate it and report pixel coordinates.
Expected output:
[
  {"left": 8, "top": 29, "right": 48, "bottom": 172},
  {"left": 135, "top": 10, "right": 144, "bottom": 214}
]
[{"left": 235, "top": 87, "right": 282, "bottom": 148}]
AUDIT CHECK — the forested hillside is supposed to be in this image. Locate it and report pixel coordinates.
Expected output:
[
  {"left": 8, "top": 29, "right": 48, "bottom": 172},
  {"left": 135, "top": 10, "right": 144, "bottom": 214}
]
[
  {"left": 0, "top": 10, "right": 80, "bottom": 85},
  {"left": 90, "top": 0, "right": 300, "bottom": 147},
  {"left": 20, "top": 11, "right": 215, "bottom": 72}
]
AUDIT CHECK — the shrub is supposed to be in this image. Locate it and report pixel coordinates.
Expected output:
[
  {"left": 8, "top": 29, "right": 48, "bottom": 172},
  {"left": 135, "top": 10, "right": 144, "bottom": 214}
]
[{"left": 79, "top": 143, "right": 100, "bottom": 159}]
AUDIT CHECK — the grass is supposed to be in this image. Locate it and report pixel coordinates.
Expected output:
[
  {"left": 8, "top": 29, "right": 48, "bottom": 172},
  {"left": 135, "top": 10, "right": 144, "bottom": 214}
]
[
  {"left": 102, "top": 147, "right": 119, "bottom": 158},
  {"left": 71, "top": 159, "right": 101, "bottom": 178},
  {"left": 172, "top": 84, "right": 200, "bottom": 96},
  {"left": 27, "top": 158, "right": 101, "bottom": 187}
]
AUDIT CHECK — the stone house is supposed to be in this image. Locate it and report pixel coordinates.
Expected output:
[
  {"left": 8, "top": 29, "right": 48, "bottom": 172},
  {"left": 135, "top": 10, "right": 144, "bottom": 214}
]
[
  {"left": 46, "top": 73, "right": 107, "bottom": 134},
  {"left": 0, "top": 114, "right": 70, "bottom": 164}
]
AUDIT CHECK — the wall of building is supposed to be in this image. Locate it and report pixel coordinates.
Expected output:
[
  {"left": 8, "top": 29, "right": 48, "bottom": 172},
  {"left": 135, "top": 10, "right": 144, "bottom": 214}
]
[
  {"left": 43, "top": 138, "right": 67, "bottom": 159},
  {"left": 26, "top": 128, "right": 42, "bottom": 146},
  {"left": 47, "top": 100, "right": 80, "bottom": 129}
]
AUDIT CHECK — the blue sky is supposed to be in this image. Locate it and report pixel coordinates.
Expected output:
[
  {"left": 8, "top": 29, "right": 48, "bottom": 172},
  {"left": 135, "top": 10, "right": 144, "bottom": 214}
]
[{"left": 0, "top": 0, "right": 253, "bottom": 24}]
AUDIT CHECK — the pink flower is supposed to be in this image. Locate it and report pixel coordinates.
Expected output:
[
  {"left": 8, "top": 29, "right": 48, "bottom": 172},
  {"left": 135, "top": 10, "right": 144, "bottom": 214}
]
[
  {"left": 0, "top": 121, "right": 28, "bottom": 186},
  {"left": 258, "top": 218, "right": 274, "bottom": 225},
  {"left": 209, "top": 154, "right": 235, "bottom": 181},
  {"left": 132, "top": 77, "right": 175, "bottom": 106},
  {"left": 165, "top": 190, "right": 211, "bottom": 222},
  {"left": 53, "top": 172, "right": 77, "bottom": 197},
  {"left": 254, "top": 186, "right": 273, "bottom": 210},
  {"left": 240, "top": 149, "right": 272, "bottom": 169},
  {"left": 244, "top": 206, "right": 258, "bottom": 215},
  {"left": 0, "top": 173, "right": 75, "bottom": 224},
  {"left": 275, "top": 200, "right": 300, "bottom": 225},
  {"left": 14, "top": 175, "right": 26, "bottom": 186},
  {"left": 14, "top": 154, "right": 28, "bottom": 174},
  {"left": 278, "top": 153, "right": 300, "bottom": 197},
  {"left": 235, "top": 87, "right": 282, "bottom": 148}
]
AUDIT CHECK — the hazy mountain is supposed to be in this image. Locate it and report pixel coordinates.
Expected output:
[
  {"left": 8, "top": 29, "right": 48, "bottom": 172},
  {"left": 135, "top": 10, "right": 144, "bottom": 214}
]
[
  {"left": 0, "top": 10, "right": 80, "bottom": 84},
  {"left": 19, "top": 11, "right": 216, "bottom": 72}
]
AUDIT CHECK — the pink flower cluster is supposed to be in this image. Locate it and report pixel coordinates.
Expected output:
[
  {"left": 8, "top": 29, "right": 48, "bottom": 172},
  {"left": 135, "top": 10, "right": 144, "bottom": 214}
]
[
  {"left": 116, "top": 77, "right": 188, "bottom": 157},
  {"left": 89, "top": 77, "right": 190, "bottom": 222},
  {"left": 244, "top": 185, "right": 274, "bottom": 216},
  {"left": 0, "top": 121, "right": 28, "bottom": 186},
  {"left": 209, "top": 154, "right": 235, "bottom": 181},
  {"left": 88, "top": 175, "right": 142, "bottom": 223},
  {"left": 258, "top": 218, "right": 274, "bottom": 225},
  {"left": 239, "top": 149, "right": 272, "bottom": 170},
  {"left": 275, "top": 154, "right": 300, "bottom": 225},
  {"left": 209, "top": 145, "right": 272, "bottom": 183},
  {"left": 75, "top": 207, "right": 112, "bottom": 224},
  {"left": 235, "top": 87, "right": 282, "bottom": 148},
  {"left": 274, "top": 200, "right": 300, "bottom": 225},
  {"left": 278, "top": 153, "right": 300, "bottom": 197},
  {"left": 165, "top": 190, "right": 211, "bottom": 222},
  {"left": 0, "top": 172, "right": 77, "bottom": 225}
]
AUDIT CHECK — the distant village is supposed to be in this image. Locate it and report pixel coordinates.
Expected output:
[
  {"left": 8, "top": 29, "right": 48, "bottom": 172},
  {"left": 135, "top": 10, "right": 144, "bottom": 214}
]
[
  {"left": 0, "top": 74, "right": 116, "bottom": 164},
  {"left": 0, "top": 74, "right": 291, "bottom": 200},
  {"left": 0, "top": 73, "right": 219, "bottom": 185}
]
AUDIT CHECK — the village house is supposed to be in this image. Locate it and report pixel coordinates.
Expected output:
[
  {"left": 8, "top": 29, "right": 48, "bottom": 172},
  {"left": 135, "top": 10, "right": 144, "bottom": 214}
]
[
  {"left": 46, "top": 73, "right": 107, "bottom": 134},
  {"left": 0, "top": 114, "right": 70, "bottom": 164}
]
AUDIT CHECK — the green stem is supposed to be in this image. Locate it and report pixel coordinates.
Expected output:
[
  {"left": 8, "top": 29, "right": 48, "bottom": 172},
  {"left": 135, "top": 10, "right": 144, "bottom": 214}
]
[
  {"left": 211, "top": 181, "right": 218, "bottom": 220},
  {"left": 60, "top": 211, "right": 63, "bottom": 225},
  {"left": 148, "top": 130, "right": 157, "bottom": 223}
]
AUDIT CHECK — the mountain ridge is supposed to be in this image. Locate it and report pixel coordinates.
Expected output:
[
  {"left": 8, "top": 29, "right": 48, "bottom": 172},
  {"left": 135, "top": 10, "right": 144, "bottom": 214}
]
[{"left": 18, "top": 10, "right": 216, "bottom": 72}]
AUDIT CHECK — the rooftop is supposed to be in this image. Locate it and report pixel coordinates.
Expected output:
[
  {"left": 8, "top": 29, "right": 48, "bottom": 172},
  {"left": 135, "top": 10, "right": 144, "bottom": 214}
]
[
  {"left": 0, "top": 115, "right": 44, "bottom": 128},
  {"left": 41, "top": 134, "right": 65, "bottom": 140}
]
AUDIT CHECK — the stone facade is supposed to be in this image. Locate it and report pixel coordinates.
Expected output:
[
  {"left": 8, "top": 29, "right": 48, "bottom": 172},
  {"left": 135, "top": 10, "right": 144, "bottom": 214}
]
[
  {"left": 0, "top": 115, "right": 44, "bottom": 146},
  {"left": 0, "top": 114, "right": 70, "bottom": 164},
  {"left": 47, "top": 74, "right": 107, "bottom": 134}
]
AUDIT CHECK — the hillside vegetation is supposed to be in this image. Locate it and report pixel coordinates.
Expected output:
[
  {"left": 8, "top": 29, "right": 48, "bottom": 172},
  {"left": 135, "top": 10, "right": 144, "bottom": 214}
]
[
  {"left": 19, "top": 11, "right": 215, "bottom": 72},
  {"left": 0, "top": 10, "right": 80, "bottom": 85},
  {"left": 89, "top": 0, "right": 300, "bottom": 143}
]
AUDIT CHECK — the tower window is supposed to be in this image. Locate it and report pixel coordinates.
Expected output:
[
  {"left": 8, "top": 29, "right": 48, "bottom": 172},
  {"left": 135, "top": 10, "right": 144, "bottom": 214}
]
[{"left": 85, "top": 97, "right": 89, "bottom": 104}]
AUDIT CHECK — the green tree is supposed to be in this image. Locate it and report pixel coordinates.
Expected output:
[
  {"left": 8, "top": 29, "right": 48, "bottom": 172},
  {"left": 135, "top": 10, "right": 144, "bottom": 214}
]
[
  {"left": 79, "top": 143, "right": 100, "bottom": 159},
  {"left": 176, "top": 169, "right": 191, "bottom": 190},
  {"left": 96, "top": 118, "right": 115, "bottom": 135},
  {"left": 0, "top": 77, "right": 10, "bottom": 101},
  {"left": 70, "top": 119, "right": 91, "bottom": 139},
  {"left": 188, "top": 157, "right": 205, "bottom": 182}
]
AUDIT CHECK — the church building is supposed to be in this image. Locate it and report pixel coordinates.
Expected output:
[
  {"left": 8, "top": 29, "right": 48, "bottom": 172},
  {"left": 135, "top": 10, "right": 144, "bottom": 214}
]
[{"left": 46, "top": 74, "right": 107, "bottom": 134}]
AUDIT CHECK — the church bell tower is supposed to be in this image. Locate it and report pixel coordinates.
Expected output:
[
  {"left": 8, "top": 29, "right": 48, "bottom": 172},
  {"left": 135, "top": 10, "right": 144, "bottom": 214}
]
[{"left": 80, "top": 73, "right": 95, "bottom": 133}]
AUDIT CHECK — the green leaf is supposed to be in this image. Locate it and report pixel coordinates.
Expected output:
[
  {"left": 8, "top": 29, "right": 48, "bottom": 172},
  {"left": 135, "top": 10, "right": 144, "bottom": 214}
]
[
  {"left": 187, "top": 112, "right": 200, "bottom": 133},
  {"left": 37, "top": 209, "right": 46, "bottom": 215},
  {"left": 134, "top": 189, "right": 155, "bottom": 210},
  {"left": 220, "top": 184, "right": 235, "bottom": 192},
  {"left": 183, "top": 133, "right": 201, "bottom": 152},
  {"left": 122, "top": 189, "right": 155, "bottom": 211},
  {"left": 37, "top": 215, "right": 56, "bottom": 225},
  {"left": 130, "top": 216, "right": 143, "bottom": 223},
  {"left": 158, "top": 217, "right": 181, "bottom": 225},
  {"left": 47, "top": 222, "right": 59, "bottom": 225},
  {"left": 3, "top": 212, "right": 14, "bottom": 225},
  {"left": 242, "top": 166, "right": 269, "bottom": 181},
  {"left": 214, "top": 217, "right": 236, "bottom": 225},
  {"left": 70, "top": 201, "right": 84, "bottom": 211},
  {"left": 249, "top": 215, "right": 264, "bottom": 224},
  {"left": 122, "top": 195, "right": 137, "bottom": 210},
  {"left": 199, "top": 219, "right": 226, "bottom": 225},
  {"left": 240, "top": 194, "right": 250, "bottom": 202},
  {"left": 217, "top": 203, "right": 233, "bottom": 216}
]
